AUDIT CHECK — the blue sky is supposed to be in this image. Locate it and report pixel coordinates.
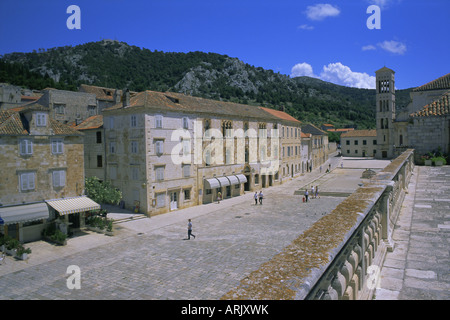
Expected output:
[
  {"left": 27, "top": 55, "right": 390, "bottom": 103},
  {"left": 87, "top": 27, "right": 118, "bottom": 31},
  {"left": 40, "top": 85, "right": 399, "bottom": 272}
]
[{"left": 0, "top": 0, "right": 449, "bottom": 89}]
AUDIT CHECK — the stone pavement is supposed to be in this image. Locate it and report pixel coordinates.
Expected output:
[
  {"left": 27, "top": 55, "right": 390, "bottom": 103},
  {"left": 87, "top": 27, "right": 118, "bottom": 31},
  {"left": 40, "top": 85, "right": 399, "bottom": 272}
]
[
  {"left": 0, "top": 154, "right": 350, "bottom": 300},
  {"left": 375, "top": 165, "right": 450, "bottom": 300}
]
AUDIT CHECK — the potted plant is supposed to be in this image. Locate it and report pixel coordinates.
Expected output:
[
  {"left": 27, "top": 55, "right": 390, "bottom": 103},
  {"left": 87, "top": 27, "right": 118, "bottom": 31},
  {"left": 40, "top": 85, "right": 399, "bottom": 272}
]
[
  {"left": 50, "top": 229, "right": 67, "bottom": 246},
  {"left": 0, "top": 235, "right": 11, "bottom": 252},
  {"left": 16, "top": 245, "right": 31, "bottom": 260},
  {"left": 5, "top": 238, "right": 19, "bottom": 256}
]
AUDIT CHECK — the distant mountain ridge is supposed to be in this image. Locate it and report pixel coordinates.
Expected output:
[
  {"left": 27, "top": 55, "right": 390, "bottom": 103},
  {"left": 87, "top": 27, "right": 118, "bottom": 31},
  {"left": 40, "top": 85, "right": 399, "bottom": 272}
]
[{"left": 0, "top": 40, "right": 413, "bottom": 129}]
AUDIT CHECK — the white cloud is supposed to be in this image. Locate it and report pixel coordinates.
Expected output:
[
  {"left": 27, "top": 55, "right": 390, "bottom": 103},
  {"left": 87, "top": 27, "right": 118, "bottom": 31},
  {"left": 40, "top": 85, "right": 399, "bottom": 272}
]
[
  {"left": 305, "top": 4, "right": 340, "bottom": 21},
  {"left": 378, "top": 40, "right": 407, "bottom": 55},
  {"left": 291, "top": 62, "right": 317, "bottom": 78},
  {"left": 297, "top": 24, "right": 314, "bottom": 31},
  {"left": 291, "top": 62, "right": 376, "bottom": 89},
  {"left": 320, "top": 63, "right": 376, "bottom": 89},
  {"left": 362, "top": 45, "right": 376, "bottom": 51}
]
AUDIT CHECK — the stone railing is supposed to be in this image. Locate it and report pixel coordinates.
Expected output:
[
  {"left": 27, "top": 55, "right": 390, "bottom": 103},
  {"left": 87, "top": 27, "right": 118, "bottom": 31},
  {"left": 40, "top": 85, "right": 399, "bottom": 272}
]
[{"left": 222, "top": 149, "right": 415, "bottom": 300}]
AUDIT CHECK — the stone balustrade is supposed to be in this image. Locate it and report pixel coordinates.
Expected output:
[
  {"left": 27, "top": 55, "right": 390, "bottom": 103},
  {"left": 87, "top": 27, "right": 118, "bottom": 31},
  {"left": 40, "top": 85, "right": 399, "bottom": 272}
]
[{"left": 222, "top": 149, "right": 415, "bottom": 300}]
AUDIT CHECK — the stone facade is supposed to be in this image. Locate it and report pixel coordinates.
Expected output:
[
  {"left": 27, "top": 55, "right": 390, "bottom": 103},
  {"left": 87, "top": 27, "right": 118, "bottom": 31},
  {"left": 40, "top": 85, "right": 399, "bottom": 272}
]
[
  {"left": 101, "top": 90, "right": 305, "bottom": 216},
  {"left": 341, "top": 130, "right": 377, "bottom": 157},
  {"left": 0, "top": 105, "right": 85, "bottom": 242}
]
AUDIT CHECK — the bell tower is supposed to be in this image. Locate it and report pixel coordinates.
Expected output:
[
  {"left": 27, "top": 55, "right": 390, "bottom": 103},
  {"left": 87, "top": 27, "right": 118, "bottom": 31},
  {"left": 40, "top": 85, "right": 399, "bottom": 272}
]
[{"left": 375, "top": 67, "right": 396, "bottom": 159}]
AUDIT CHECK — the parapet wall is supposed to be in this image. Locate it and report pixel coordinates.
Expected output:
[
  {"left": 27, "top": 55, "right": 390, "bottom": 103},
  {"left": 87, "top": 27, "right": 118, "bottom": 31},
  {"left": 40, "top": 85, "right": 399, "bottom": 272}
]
[{"left": 222, "top": 149, "right": 415, "bottom": 300}]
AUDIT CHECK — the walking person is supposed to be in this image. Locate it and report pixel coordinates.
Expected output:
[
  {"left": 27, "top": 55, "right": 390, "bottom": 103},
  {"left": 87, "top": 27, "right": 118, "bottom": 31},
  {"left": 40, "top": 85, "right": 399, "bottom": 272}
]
[
  {"left": 311, "top": 185, "right": 315, "bottom": 199},
  {"left": 304, "top": 189, "right": 309, "bottom": 202},
  {"left": 187, "top": 219, "right": 196, "bottom": 240},
  {"left": 258, "top": 191, "right": 263, "bottom": 205},
  {"left": 315, "top": 186, "right": 320, "bottom": 199},
  {"left": 254, "top": 192, "right": 258, "bottom": 205},
  {"left": 217, "top": 191, "right": 222, "bottom": 204}
]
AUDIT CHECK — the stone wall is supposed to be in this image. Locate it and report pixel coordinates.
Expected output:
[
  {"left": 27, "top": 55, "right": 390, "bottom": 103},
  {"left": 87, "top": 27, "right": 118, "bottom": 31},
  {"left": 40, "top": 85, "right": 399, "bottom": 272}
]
[{"left": 222, "top": 149, "right": 415, "bottom": 300}]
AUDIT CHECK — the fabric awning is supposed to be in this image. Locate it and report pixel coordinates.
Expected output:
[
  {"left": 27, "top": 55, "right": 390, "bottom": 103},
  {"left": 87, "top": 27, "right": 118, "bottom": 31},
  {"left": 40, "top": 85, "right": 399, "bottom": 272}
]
[
  {"left": 0, "top": 202, "right": 50, "bottom": 225},
  {"left": 46, "top": 196, "right": 100, "bottom": 215},
  {"left": 235, "top": 174, "right": 248, "bottom": 183},
  {"left": 226, "top": 175, "right": 240, "bottom": 185},
  {"left": 216, "top": 176, "right": 230, "bottom": 187},
  {"left": 204, "top": 178, "right": 220, "bottom": 190}
]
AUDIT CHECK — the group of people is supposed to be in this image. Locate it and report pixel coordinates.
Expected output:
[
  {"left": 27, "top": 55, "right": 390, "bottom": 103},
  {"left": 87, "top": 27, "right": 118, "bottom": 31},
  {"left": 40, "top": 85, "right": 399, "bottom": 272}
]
[
  {"left": 254, "top": 191, "right": 264, "bottom": 205},
  {"left": 304, "top": 185, "right": 320, "bottom": 202}
]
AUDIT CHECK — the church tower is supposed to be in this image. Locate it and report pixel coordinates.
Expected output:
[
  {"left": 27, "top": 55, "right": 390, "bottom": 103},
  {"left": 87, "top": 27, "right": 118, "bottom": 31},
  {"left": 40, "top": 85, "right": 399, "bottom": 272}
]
[{"left": 375, "top": 67, "right": 396, "bottom": 159}]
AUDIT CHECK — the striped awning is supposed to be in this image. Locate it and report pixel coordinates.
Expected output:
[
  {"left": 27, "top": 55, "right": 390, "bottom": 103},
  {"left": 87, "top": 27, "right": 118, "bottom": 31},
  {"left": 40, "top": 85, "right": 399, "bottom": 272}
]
[
  {"left": 227, "top": 175, "right": 240, "bottom": 185},
  {"left": 0, "top": 202, "right": 50, "bottom": 225},
  {"left": 204, "top": 178, "right": 220, "bottom": 190},
  {"left": 216, "top": 176, "right": 230, "bottom": 187},
  {"left": 45, "top": 196, "right": 100, "bottom": 215},
  {"left": 235, "top": 174, "right": 248, "bottom": 183}
]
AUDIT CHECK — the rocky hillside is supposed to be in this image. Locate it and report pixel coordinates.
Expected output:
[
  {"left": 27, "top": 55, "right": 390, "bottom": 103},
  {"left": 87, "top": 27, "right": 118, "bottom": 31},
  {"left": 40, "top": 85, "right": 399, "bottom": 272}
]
[{"left": 0, "top": 40, "right": 413, "bottom": 128}]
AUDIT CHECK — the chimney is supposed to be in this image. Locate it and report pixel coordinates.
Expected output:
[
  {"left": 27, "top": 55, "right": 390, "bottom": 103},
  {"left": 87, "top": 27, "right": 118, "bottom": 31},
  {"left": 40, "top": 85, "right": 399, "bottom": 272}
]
[
  {"left": 122, "top": 89, "right": 130, "bottom": 108},
  {"left": 113, "top": 89, "right": 121, "bottom": 104}
]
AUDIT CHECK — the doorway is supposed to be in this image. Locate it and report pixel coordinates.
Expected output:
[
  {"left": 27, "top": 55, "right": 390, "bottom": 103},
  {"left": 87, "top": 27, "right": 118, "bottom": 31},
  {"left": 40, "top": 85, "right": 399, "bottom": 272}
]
[{"left": 170, "top": 191, "right": 178, "bottom": 210}]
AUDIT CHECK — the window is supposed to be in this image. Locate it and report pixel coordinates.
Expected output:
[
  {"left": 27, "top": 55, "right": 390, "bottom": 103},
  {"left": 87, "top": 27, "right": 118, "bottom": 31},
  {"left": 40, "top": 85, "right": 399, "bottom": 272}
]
[
  {"left": 346, "top": 140, "right": 350, "bottom": 146},
  {"left": 254, "top": 174, "right": 259, "bottom": 184},
  {"left": 109, "top": 165, "right": 117, "bottom": 180},
  {"left": 131, "top": 141, "right": 138, "bottom": 154},
  {"left": 156, "top": 193, "right": 165, "bottom": 208},
  {"left": 155, "top": 167, "right": 164, "bottom": 181},
  {"left": 182, "top": 139, "right": 190, "bottom": 156},
  {"left": 52, "top": 170, "right": 66, "bottom": 188},
  {"left": 20, "top": 172, "right": 35, "bottom": 191},
  {"left": 88, "top": 105, "right": 96, "bottom": 116},
  {"left": 355, "top": 150, "right": 358, "bottom": 154},
  {"left": 51, "top": 138, "right": 64, "bottom": 154},
  {"left": 183, "top": 164, "right": 191, "bottom": 177},
  {"left": 155, "top": 115, "right": 163, "bottom": 128},
  {"left": 363, "top": 140, "right": 367, "bottom": 145},
  {"left": 97, "top": 155, "right": 103, "bottom": 168},
  {"left": 155, "top": 140, "right": 163, "bottom": 155},
  {"left": 184, "top": 189, "right": 191, "bottom": 200},
  {"left": 131, "top": 166, "right": 139, "bottom": 180},
  {"left": 36, "top": 113, "right": 46, "bottom": 126},
  {"left": 96, "top": 131, "right": 102, "bottom": 144},
  {"left": 373, "top": 140, "right": 377, "bottom": 145},
  {"left": 347, "top": 150, "right": 350, "bottom": 154},
  {"left": 20, "top": 139, "right": 33, "bottom": 155},
  {"left": 182, "top": 117, "right": 189, "bottom": 130},
  {"left": 131, "top": 115, "right": 137, "bottom": 127},
  {"left": 54, "top": 104, "right": 65, "bottom": 115},
  {"left": 109, "top": 141, "right": 116, "bottom": 154},
  {"left": 225, "top": 148, "right": 232, "bottom": 164},
  {"left": 109, "top": 117, "right": 115, "bottom": 129},
  {"left": 354, "top": 140, "right": 358, "bottom": 145},
  {"left": 205, "top": 150, "right": 211, "bottom": 166}
]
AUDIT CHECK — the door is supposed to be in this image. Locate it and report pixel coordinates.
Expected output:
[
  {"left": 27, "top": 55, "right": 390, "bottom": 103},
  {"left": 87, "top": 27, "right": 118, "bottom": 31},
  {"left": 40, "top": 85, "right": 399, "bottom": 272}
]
[{"left": 170, "top": 192, "right": 178, "bottom": 210}]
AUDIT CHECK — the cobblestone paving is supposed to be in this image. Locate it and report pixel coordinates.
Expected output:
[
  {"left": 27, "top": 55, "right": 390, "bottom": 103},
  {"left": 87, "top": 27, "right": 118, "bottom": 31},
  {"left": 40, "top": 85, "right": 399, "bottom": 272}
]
[{"left": 0, "top": 176, "right": 346, "bottom": 300}]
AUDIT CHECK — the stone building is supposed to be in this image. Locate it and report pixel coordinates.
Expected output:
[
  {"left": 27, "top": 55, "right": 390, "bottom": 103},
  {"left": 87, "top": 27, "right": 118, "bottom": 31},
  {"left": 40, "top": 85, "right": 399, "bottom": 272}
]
[
  {"left": 100, "top": 90, "right": 304, "bottom": 215},
  {"left": 33, "top": 88, "right": 98, "bottom": 126},
  {"left": 340, "top": 129, "right": 377, "bottom": 157},
  {"left": 0, "top": 104, "right": 99, "bottom": 243},
  {"left": 74, "top": 115, "right": 106, "bottom": 181},
  {"left": 301, "top": 123, "right": 329, "bottom": 170},
  {"left": 374, "top": 68, "right": 449, "bottom": 161}
]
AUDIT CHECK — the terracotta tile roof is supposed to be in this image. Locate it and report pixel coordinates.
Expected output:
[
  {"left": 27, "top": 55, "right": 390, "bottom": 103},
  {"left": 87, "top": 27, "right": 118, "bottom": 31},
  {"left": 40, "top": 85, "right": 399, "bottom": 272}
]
[
  {"left": 258, "top": 106, "right": 301, "bottom": 124},
  {"left": 0, "top": 110, "right": 28, "bottom": 135},
  {"left": 341, "top": 129, "right": 377, "bottom": 138},
  {"left": 0, "top": 107, "right": 82, "bottom": 136},
  {"left": 104, "top": 90, "right": 294, "bottom": 123},
  {"left": 300, "top": 132, "right": 311, "bottom": 138},
  {"left": 410, "top": 91, "right": 450, "bottom": 117},
  {"left": 79, "top": 84, "right": 122, "bottom": 101},
  {"left": 413, "top": 73, "right": 450, "bottom": 92},
  {"left": 75, "top": 115, "right": 103, "bottom": 130}
]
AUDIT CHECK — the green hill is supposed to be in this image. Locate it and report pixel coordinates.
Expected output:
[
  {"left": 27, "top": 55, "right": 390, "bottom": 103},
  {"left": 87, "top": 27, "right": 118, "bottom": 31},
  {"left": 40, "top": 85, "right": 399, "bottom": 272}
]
[{"left": 0, "top": 40, "right": 413, "bottom": 129}]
